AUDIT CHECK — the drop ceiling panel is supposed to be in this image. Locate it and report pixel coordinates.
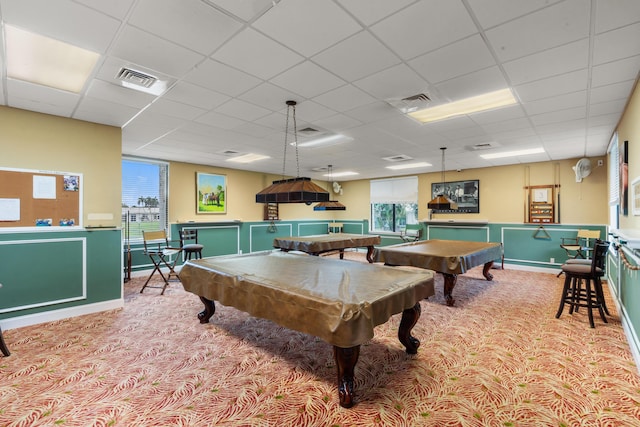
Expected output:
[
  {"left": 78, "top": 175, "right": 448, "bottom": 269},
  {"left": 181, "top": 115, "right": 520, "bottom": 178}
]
[
  {"left": 212, "top": 28, "right": 304, "bottom": 80},
  {"left": 163, "top": 82, "right": 230, "bottom": 111},
  {"left": 409, "top": 35, "right": 496, "bottom": 84},
  {"left": 434, "top": 66, "right": 509, "bottom": 101},
  {"left": 269, "top": 62, "right": 345, "bottom": 99},
  {"left": 370, "top": 0, "right": 477, "bottom": 60},
  {"left": 129, "top": 0, "right": 243, "bottom": 55},
  {"left": 590, "top": 56, "right": 640, "bottom": 88},
  {"left": 313, "top": 84, "right": 377, "bottom": 113},
  {"left": 253, "top": 0, "right": 361, "bottom": 57},
  {"left": 485, "top": 0, "right": 589, "bottom": 62},
  {"left": 312, "top": 31, "right": 400, "bottom": 82},
  {"left": 592, "top": 22, "right": 640, "bottom": 65},
  {"left": 514, "top": 69, "right": 588, "bottom": 102},
  {"left": 354, "top": 64, "right": 430, "bottom": 100},
  {"left": 466, "top": 0, "right": 564, "bottom": 29},
  {"left": 183, "top": 59, "right": 261, "bottom": 97}
]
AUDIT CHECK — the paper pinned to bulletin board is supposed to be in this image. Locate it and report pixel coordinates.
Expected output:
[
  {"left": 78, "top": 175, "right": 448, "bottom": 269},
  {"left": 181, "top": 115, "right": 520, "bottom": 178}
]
[{"left": 0, "top": 198, "right": 20, "bottom": 221}]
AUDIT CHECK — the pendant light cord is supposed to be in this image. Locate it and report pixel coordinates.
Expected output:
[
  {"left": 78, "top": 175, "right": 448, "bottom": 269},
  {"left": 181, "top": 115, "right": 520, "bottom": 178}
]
[{"left": 282, "top": 101, "right": 300, "bottom": 179}]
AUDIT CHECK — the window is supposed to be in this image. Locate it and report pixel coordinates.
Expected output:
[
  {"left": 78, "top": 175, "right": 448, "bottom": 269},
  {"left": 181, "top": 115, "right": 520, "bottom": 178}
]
[
  {"left": 122, "top": 158, "right": 169, "bottom": 240},
  {"left": 370, "top": 176, "right": 418, "bottom": 232}
]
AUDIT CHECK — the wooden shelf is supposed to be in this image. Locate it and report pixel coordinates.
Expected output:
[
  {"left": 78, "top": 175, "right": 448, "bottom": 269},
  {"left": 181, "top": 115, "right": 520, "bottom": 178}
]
[
  {"left": 264, "top": 203, "right": 279, "bottom": 221},
  {"left": 528, "top": 185, "right": 556, "bottom": 224}
]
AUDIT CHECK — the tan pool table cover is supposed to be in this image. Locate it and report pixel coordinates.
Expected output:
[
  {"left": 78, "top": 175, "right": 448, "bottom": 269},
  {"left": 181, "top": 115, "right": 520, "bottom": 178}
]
[
  {"left": 273, "top": 233, "right": 381, "bottom": 253},
  {"left": 179, "top": 251, "right": 434, "bottom": 348},
  {"left": 373, "top": 239, "right": 502, "bottom": 274}
]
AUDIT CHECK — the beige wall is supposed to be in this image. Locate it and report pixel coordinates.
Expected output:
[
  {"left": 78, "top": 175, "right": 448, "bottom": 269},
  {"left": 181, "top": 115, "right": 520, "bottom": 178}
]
[
  {"left": 616, "top": 79, "right": 640, "bottom": 231},
  {"left": 0, "top": 106, "right": 121, "bottom": 227},
  {"left": 340, "top": 157, "right": 608, "bottom": 225}
]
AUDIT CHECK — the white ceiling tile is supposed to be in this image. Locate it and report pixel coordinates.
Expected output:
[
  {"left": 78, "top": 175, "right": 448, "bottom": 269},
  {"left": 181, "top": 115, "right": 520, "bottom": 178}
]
[
  {"left": 531, "top": 107, "right": 586, "bottom": 126},
  {"left": 595, "top": 0, "right": 640, "bottom": 33},
  {"left": 313, "top": 84, "right": 377, "bottom": 113},
  {"left": 129, "top": 0, "right": 243, "bottom": 55},
  {"left": 485, "top": 0, "right": 589, "bottom": 62},
  {"left": 74, "top": 0, "right": 135, "bottom": 20},
  {"left": 312, "top": 114, "right": 364, "bottom": 132},
  {"left": 590, "top": 80, "right": 635, "bottom": 104},
  {"left": 589, "top": 99, "right": 627, "bottom": 117},
  {"left": 502, "top": 39, "right": 589, "bottom": 85},
  {"left": 312, "top": 31, "right": 400, "bottom": 82},
  {"left": 195, "top": 110, "right": 247, "bottom": 130},
  {"left": 212, "top": 28, "right": 304, "bottom": 80},
  {"left": 591, "top": 55, "right": 640, "bottom": 87},
  {"left": 110, "top": 26, "right": 205, "bottom": 77},
  {"left": 469, "top": 105, "right": 526, "bottom": 125},
  {"left": 74, "top": 97, "right": 138, "bottom": 127},
  {"left": 164, "top": 82, "right": 230, "bottom": 110},
  {"left": 434, "top": 66, "right": 509, "bottom": 101},
  {"left": 466, "top": 0, "right": 564, "bottom": 29},
  {"left": 85, "top": 79, "right": 155, "bottom": 109},
  {"left": 354, "top": 64, "right": 430, "bottom": 100},
  {"left": 344, "top": 101, "right": 403, "bottom": 124},
  {"left": 215, "top": 98, "right": 272, "bottom": 121},
  {"left": 514, "top": 69, "right": 588, "bottom": 102},
  {"left": 370, "top": 0, "right": 477, "bottom": 60},
  {"left": 253, "top": 0, "right": 362, "bottom": 57},
  {"left": 144, "top": 98, "right": 206, "bottom": 121},
  {"left": 592, "top": 22, "right": 640, "bottom": 65},
  {"left": 294, "top": 100, "right": 338, "bottom": 123},
  {"left": 409, "top": 35, "right": 496, "bottom": 84},
  {"left": 1, "top": 0, "right": 121, "bottom": 53},
  {"left": 6, "top": 78, "right": 79, "bottom": 117},
  {"left": 270, "top": 62, "right": 345, "bottom": 99},
  {"left": 338, "top": 0, "right": 414, "bottom": 26},
  {"left": 205, "top": 0, "right": 276, "bottom": 22},
  {"left": 183, "top": 59, "right": 262, "bottom": 97},
  {"left": 522, "top": 91, "right": 587, "bottom": 116}
]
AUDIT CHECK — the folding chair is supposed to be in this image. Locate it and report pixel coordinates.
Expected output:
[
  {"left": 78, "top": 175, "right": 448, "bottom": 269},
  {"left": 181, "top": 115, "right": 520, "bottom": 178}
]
[
  {"left": 140, "top": 230, "right": 182, "bottom": 295},
  {"left": 560, "top": 230, "right": 600, "bottom": 260},
  {"left": 400, "top": 223, "right": 422, "bottom": 242}
]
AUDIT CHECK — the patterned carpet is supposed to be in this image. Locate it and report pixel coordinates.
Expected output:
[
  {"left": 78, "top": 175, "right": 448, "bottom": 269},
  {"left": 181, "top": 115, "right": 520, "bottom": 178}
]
[{"left": 1, "top": 251, "right": 640, "bottom": 427}]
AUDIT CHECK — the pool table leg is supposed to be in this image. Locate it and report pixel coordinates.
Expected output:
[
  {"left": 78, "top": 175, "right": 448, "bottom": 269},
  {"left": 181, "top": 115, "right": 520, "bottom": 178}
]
[
  {"left": 366, "top": 246, "right": 375, "bottom": 263},
  {"left": 482, "top": 261, "right": 495, "bottom": 281},
  {"left": 333, "top": 345, "right": 360, "bottom": 408},
  {"left": 442, "top": 273, "right": 458, "bottom": 306},
  {"left": 398, "top": 302, "right": 421, "bottom": 354},
  {"left": 197, "top": 296, "right": 216, "bottom": 324}
]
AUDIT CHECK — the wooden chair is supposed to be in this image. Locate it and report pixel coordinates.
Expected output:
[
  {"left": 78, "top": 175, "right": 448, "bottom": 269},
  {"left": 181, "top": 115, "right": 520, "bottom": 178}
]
[
  {"left": 556, "top": 241, "right": 610, "bottom": 328},
  {"left": 0, "top": 284, "right": 10, "bottom": 357},
  {"left": 400, "top": 224, "right": 422, "bottom": 242},
  {"left": 140, "top": 230, "right": 182, "bottom": 295},
  {"left": 180, "top": 229, "right": 204, "bottom": 260},
  {"left": 560, "top": 229, "right": 601, "bottom": 260}
]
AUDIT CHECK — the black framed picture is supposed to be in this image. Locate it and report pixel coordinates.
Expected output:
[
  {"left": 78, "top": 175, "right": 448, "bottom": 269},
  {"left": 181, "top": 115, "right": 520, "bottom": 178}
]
[{"left": 431, "top": 179, "right": 479, "bottom": 213}]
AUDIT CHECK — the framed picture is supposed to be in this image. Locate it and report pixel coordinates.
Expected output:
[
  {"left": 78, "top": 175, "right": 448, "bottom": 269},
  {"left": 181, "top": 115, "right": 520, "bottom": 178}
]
[
  {"left": 632, "top": 176, "right": 640, "bottom": 216},
  {"left": 197, "top": 172, "right": 226, "bottom": 214},
  {"left": 431, "top": 179, "right": 479, "bottom": 213}
]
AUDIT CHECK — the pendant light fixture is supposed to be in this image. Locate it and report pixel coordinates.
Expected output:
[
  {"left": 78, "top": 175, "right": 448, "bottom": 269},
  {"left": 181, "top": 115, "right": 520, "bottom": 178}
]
[
  {"left": 256, "top": 101, "right": 330, "bottom": 204},
  {"left": 313, "top": 165, "right": 346, "bottom": 211},
  {"left": 427, "top": 147, "right": 458, "bottom": 211}
]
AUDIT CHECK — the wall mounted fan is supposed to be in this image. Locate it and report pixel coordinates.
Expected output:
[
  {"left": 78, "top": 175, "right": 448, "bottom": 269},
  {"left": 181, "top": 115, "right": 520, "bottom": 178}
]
[
  {"left": 573, "top": 158, "right": 592, "bottom": 182},
  {"left": 332, "top": 181, "right": 343, "bottom": 195}
]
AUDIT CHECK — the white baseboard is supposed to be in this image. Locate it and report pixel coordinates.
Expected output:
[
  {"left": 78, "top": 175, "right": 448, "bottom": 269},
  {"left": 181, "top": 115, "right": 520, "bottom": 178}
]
[{"left": 0, "top": 299, "right": 124, "bottom": 330}]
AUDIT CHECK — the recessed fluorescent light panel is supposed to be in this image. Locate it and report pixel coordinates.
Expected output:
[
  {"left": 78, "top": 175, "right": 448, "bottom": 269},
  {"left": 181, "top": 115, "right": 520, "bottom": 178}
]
[
  {"left": 5, "top": 25, "right": 100, "bottom": 93},
  {"left": 226, "top": 153, "right": 270, "bottom": 163},
  {"left": 479, "top": 147, "right": 545, "bottom": 159},
  {"left": 292, "top": 134, "right": 353, "bottom": 148},
  {"left": 386, "top": 162, "right": 432, "bottom": 170},
  {"left": 324, "top": 171, "right": 359, "bottom": 178},
  {"left": 408, "top": 88, "right": 517, "bottom": 123}
]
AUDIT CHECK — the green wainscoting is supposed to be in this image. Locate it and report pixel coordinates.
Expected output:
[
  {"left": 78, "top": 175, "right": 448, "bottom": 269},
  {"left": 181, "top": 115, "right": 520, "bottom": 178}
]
[{"left": 0, "top": 228, "right": 122, "bottom": 323}]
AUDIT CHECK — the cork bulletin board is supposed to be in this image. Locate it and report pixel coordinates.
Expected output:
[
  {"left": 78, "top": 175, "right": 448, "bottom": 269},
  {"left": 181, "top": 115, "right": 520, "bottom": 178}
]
[{"left": 0, "top": 167, "right": 82, "bottom": 228}]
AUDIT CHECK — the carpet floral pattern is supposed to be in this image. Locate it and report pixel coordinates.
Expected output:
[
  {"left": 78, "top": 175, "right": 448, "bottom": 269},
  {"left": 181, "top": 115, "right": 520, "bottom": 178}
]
[{"left": 1, "top": 252, "right": 639, "bottom": 426}]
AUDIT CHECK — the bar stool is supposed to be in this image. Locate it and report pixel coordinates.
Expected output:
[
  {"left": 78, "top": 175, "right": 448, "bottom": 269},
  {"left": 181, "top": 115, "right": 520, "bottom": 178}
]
[
  {"left": 180, "top": 229, "right": 204, "bottom": 260},
  {"left": 555, "top": 242, "right": 609, "bottom": 328},
  {"left": 0, "top": 284, "right": 10, "bottom": 357}
]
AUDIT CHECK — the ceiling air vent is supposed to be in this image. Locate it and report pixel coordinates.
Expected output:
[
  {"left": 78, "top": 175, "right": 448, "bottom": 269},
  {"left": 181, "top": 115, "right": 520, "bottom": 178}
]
[
  {"left": 116, "top": 67, "right": 157, "bottom": 88},
  {"left": 219, "top": 149, "right": 241, "bottom": 156},
  {"left": 465, "top": 142, "right": 501, "bottom": 151},
  {"left": 298, "top": 127, "right": 322, "bottom": 136},
  {"left": 386, "top": 93, "right": 431, "bottom": 113},
  {"left": 382, "top": 154, "right": 413, "bottom": 162}
]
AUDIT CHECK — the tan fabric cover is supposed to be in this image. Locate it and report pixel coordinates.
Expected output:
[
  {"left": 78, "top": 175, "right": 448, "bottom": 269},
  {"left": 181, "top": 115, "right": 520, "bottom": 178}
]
[
  {"left": 179, "top": 251, "right": 434, "bottom": 348},
  {"left": 273, "top": 233, "right": 381, "bottom": 253},
  {"left": 373, "top": 239, "right": 502, "bottom": 274}
]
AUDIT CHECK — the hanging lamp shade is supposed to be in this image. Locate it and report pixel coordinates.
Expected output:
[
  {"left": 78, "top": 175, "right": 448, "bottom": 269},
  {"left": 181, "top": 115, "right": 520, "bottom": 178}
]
[
  {"left": 314, "top": 165, "right": 346, "bottom": 211},
  {"left": 256, "top": 101, "right": 329, "bottom": 204},
  {"left": 427, "top": 147, "right": 458, "bottom": 211}
]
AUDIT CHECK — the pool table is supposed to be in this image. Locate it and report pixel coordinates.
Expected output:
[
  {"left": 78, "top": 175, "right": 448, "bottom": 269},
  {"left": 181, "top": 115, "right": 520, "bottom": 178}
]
[
  {"left": 373, "top": 239, "right": 502, "bottom": 306},
  {"left": 273, "top": 233, "right": 381, "bottom": 263},
  {"left": 179, "top": 250, "right": 435, "bottom": 408}
]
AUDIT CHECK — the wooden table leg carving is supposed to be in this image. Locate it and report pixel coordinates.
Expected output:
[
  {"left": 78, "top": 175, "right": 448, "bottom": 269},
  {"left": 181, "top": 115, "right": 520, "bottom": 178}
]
[
  {"left": 366, "top": 246, "right": 375, "bottom": 263},
  {"left": 398, "top": 302, "right": 421, "bottom": 354},
  {"left": 197, "top": 296, "right": 216, "bottom": 324},
  {"left": 482, "top": 261, "right": 494, "bottom": 281},
  {"left": 333, "top": 345, "right": 360, "bottom": 408},
  {"left": 0, "top": 326, "right": 10, "bottom": 357},
  {"left": 442, "top": 273, "right": 458, "bottom": 306}
]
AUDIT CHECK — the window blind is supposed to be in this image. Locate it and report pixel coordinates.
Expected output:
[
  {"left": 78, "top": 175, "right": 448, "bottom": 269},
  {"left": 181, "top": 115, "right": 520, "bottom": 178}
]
[
  {"left": 608, "top": 132, "right": 619, "bottom": 206},
  {"left": 370, "top": 176, "right": 418, "bottom": 203}
]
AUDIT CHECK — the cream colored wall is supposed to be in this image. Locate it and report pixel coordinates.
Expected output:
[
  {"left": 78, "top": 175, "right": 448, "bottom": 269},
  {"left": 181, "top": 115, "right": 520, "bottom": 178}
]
[
  {"left": 338, "top": 157, "right": 608, "bottom": 225},
  {"left": 616, "top": 79, "right": 640, "bottom": 230},
  {"left": 0, "top": 106, "right": 122, "bottom": 227}
]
